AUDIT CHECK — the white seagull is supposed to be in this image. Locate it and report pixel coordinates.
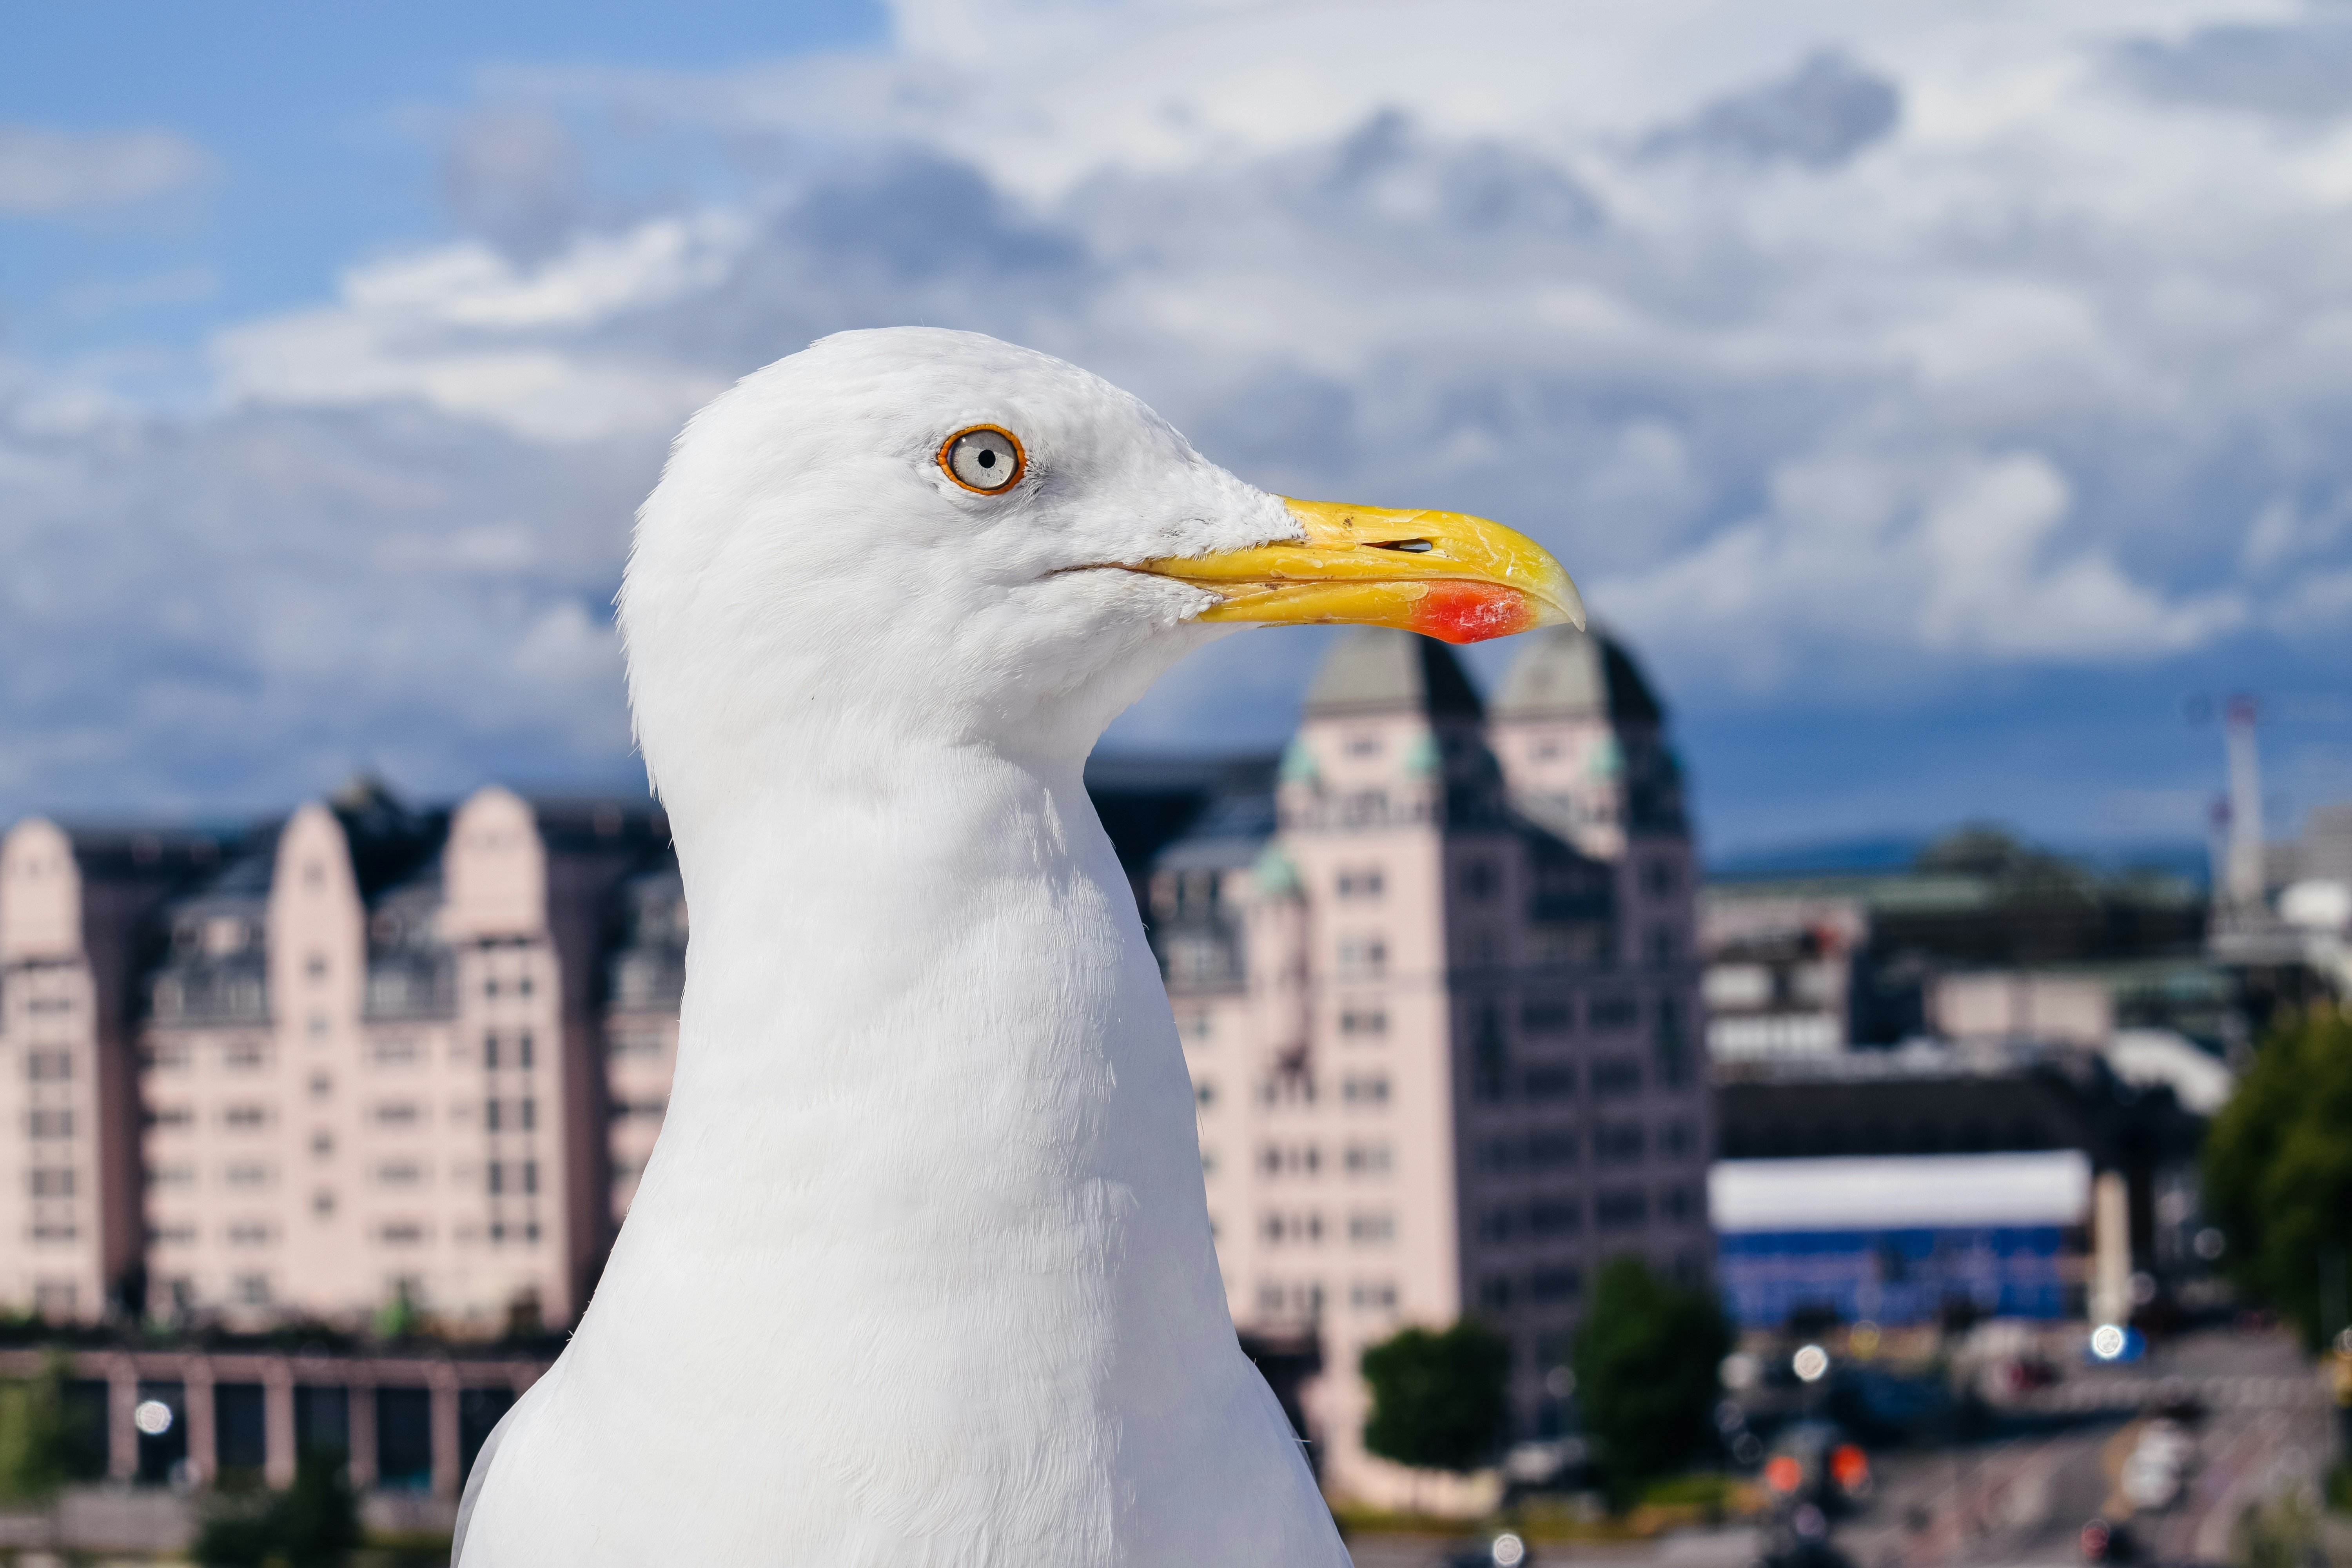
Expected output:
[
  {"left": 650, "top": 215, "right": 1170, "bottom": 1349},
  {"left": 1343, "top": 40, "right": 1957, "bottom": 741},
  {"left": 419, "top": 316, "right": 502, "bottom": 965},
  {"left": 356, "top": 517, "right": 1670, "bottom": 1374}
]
[{"left": 453, "top": 328, "right": 1581, "bottom": 1566}]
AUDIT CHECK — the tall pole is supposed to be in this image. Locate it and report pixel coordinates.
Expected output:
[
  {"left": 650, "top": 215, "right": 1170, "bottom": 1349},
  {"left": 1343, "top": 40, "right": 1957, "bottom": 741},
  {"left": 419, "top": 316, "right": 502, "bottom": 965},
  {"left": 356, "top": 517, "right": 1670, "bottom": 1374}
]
[{"left": 2225, "top": 695, "right": 2264, "bottom": 911}]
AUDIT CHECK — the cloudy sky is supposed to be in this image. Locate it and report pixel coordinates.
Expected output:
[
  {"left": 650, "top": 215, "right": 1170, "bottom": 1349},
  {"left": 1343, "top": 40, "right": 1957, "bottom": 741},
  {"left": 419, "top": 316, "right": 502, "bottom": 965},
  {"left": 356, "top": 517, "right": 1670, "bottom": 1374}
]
[{"left": 6, "top": 0, "right": 2351, "bottom": 857}]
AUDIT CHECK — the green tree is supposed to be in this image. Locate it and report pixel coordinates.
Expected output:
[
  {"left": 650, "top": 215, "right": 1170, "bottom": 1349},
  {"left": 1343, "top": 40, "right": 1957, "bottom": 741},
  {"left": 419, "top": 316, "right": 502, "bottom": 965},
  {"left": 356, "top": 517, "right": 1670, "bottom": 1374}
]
[
  {"left": 1573, "top": 1256, "right": 1731, "bottom": 1512},
  {"left": 2203, "top": 1004, "right": 2352, "bottom": 1350},
  {"left": 192, "top": 1449, "right": 361, "bottom": 1568},
  {"left": 0, "top": 1352, "right": 85, "bottom": 1503},
  {"left": 1359, "top": 1319, "right": 1512, "bottom": 1475}
]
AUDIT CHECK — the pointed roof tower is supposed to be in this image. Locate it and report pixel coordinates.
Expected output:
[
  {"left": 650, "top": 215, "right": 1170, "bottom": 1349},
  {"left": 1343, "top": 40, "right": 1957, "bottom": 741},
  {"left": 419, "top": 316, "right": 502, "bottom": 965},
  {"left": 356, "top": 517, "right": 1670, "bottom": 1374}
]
[
  {"left": 1491, "top": 624, "right": 1663, "bottom": 725},
  {"left": 1302, "top": 628, "right": 1484, "bottom": 720}
]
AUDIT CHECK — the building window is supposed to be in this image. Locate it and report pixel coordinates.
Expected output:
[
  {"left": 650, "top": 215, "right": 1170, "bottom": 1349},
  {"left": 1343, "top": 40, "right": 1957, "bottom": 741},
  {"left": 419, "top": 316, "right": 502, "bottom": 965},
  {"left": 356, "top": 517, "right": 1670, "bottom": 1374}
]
[
  {"left": 144, "top": 1105, "right": 194, "bottom": 1131},
  {"left": 1660, "top": 1120, "right": 1697, "bottom": 1159},
  {"left": 372, "top": 1102, "right": 420, "bottom": 1128},
  {"left": 1591, "top": 1058, "right": 1643, "bottom": 1097},
  {"left": 1521, "top": 998, "right": 1573, "bottom": 1035},
  {"left": 1528, "top": 1131, "right": 1578, "bottom": 1169},
  {"left": 1348, "top": 1212, "right": 1395, "bottom": 1245},
  {"left": 1193, "top": 1080, "right": 1216, "bottom": 1111},
  {"left": 224, "top": 1042, "right": 267, "bottom": 1070},
  {"left": 313, "top": 1191, "right": 335, "bottom": 1217},
  {"left": 1594, "top": 1122, "right": 1645, "bottom": 1165},
  {"left": 517, "top": 1032, "right": 535, "bottom": 1070},
  {"left": 224, "top": 1163, "right": 270, "bottom": 1188},
  {"left": 377, "top": 1162, "right": 421, "bottom": 1187},
  {"left": 1642, "top": 860, "right": 1678, "bottom": 897},
  {"left": 1259, "top": 1212, "right": 1324, "bottom": 1245},
  {"left": 1349, "top": 1281, "right": 1398, "bottom": 1312},
  {"left": 147, "top": 1164, "right": 193, "bottom": 1189},
  {"left": 29, "top": 1109, "right": 73, "bottom": 1139},
  {"left": 305, "top": 954, "right": 328, "bottom": 981},
  {"left": 226, "top": 1222, "right": 272, "bottom": 1246},
  {"left": 26, "top": 1052, "right": 71, "bottom": 1083},
  {"left": 1595, "top": 1189, "right": 1648, "bottom": 1230},
  {"left": 484, "top": 1034, "right": 500, "bottom": 1070},
  {"left": 1460, "top": 861, "right": 1498, "bottom": 901},
  {"left": 1523, "top": 1064, "right": 1575, "bottom": 1100},
  {"left": 1589, "top": 994, "right": 1639, "bottom": 1029},
  {"left": 1345, "top": 733, "right": 1383, "bottom": 758},
  {"left": 1337, "top": 937, "right": 1387, "bottom": 976},
  {"left": 1340, "top": 1076, "right": 1390, "bottom": 1107},
  {"left": 1180, "top": 1014, "right": 1212, "bottom": 1044},
  {"left": 378, "top": 1222, "right": 424, "bottom": 1246},
  {"left": 1478, "top": 1276, "right": 1514, "bottom": 1312},
  {"left": 1336, "top": 867, "right": 1385, "bottom": 900},
  {"left": 1532, "top": 1267, "right": 1582, "bottom": 1304},
  {"left": 1339, "top": 1006, "right": 1388, "bottom": 1038},
  {"left": 234, "top": 1275, "right": 271, "bottom": 1305},
  {"left": 28, "top": 1168, "right": 73, "bottom": 1198},
  {"left": 1647, "top": 927, "right": 1677, "bottom": 967},
  {"left": 309, "top": 1073, "right": 332, "bottom": 1100},
  {"left": 1530, "top": 1198, "right": 1581, "bottom": 1237},
  {"left": 223, "top": 1104, "right": 270, "bottom": 1131},
  {"left": 153, "top": 1225, "right": 196, "bottom": 1246},
  {"left": 311, "top": 1131, "right": 334, "bottom": 1158},
  {"left": 370, "top": 1038, "right": 418, "bottom": 1067},
  {"left": 608, "top": 1033, "right": 667, "bottom": 1059},
  {"left": 1343, "top": 1142, "right": 1392, "bottom": 1176}
]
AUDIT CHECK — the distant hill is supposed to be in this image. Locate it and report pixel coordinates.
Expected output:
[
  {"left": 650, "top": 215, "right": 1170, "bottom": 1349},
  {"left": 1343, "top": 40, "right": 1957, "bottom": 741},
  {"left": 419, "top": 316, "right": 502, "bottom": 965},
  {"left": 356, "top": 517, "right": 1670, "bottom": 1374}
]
[{"left": 1708, "top": 831, "right": 2209, "bottom": 890}]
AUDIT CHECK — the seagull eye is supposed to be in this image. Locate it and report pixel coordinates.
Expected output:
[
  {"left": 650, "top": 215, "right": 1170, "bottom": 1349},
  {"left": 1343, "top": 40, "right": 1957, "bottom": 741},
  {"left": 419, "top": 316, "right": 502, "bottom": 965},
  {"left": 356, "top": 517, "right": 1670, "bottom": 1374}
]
[{"left": 940, "top": 425, "right": 1026, "bottom": 494}]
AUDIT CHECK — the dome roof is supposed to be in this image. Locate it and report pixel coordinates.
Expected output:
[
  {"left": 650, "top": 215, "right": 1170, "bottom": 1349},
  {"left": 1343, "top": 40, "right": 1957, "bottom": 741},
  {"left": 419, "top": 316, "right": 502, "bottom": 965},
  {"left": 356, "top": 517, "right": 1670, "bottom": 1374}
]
[
  {"left": 1303, "top": 629, "right": 1483, "bottom": 720},
  {"left": 1491, "top": 624, "right": 1664, "bottom": 724}
]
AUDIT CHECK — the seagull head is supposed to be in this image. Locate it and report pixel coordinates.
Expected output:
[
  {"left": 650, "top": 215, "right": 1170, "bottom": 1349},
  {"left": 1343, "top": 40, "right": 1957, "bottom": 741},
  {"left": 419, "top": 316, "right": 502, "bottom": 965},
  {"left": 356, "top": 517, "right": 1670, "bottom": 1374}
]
[{"left": 620, "top": 327, "right": 1582, "bottom": 795}]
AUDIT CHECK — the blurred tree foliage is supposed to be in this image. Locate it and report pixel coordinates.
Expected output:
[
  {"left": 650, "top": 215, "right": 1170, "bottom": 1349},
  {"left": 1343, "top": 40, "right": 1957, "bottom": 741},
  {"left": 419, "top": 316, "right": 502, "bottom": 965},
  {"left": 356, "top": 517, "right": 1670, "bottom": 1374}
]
[
  {"left": 1573, "top": 1256, "right": 1731, "bottom": 1512},
  {"left": 2203, "top": 1004, "right": 2352, "bottom": 1350},
  {"left": 0, "top": 1353, "right": 87, "bottom": 1503},
  {"left": 1359, "top": 1319, "right": 1512, "bottom": 1475},
  {"left": 192, "top": 1448, "right": 361, "bottom": 1567}
]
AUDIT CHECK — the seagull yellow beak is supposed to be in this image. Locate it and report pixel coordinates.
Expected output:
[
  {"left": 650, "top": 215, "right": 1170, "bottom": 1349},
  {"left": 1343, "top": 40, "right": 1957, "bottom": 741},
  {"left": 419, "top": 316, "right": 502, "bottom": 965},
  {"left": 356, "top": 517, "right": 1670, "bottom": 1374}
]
[{"left": 1137, "top": 499, "right": 1584, "bottom": 645}]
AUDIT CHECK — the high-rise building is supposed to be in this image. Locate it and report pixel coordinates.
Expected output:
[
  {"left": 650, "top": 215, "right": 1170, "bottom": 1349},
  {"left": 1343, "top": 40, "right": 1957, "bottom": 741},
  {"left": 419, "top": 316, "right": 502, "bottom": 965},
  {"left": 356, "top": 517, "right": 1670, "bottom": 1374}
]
[
  {"left": 0, "top": 780, "right": 670, "bottom": 1334},
  {"left": 1143, "top": 626, "right": 1710, "bottom": 1503}
]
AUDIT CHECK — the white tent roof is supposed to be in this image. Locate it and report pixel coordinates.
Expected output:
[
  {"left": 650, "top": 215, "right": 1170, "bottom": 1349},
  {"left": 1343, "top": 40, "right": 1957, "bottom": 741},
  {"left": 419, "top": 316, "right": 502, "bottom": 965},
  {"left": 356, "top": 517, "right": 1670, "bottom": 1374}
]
[{"left": 1710, "top": 1151, "right": 2093, "bottom": 1232}]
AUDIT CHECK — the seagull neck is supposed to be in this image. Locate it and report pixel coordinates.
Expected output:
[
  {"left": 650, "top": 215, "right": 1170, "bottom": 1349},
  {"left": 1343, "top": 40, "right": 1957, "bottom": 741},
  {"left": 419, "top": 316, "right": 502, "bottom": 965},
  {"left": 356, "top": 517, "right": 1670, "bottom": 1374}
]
[{"left": 640, "top": 734, "right": 1141, "bottom": 1182}]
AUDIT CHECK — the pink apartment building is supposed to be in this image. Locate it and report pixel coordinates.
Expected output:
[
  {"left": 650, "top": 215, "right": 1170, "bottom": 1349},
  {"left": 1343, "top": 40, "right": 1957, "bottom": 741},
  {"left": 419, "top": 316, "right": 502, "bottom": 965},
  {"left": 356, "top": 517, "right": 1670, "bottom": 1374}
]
[
  {"left": 0, "top": 780, "right": 675, "bottom": 1335},
  {"left": 1148, "top": 626, "right": 1711, "bottom": 1502}
]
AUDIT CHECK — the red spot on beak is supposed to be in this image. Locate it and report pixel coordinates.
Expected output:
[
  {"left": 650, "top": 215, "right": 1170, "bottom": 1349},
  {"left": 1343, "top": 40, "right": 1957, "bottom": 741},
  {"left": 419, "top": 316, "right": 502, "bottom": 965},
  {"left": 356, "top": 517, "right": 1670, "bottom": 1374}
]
[{"left": 1408, "top": 581, "right": 1536, "bottom": 644}]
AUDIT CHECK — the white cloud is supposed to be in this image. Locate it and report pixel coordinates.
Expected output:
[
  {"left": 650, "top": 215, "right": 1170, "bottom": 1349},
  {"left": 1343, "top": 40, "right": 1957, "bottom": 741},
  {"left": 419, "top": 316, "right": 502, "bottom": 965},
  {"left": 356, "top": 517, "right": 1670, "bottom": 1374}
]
[
  {"left": 8, "top": 0, "right": 2352, "bottom": 823},
  {"left": 0, "top": 124, "right": 207, "bottom": 215}
]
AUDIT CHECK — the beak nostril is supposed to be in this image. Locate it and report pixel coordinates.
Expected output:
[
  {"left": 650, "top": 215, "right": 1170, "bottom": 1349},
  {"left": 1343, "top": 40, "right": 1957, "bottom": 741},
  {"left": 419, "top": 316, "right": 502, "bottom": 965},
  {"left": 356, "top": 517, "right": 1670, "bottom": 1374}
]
[{"left": 1376, "top": 539, "right": 1436, "bottom": 554}]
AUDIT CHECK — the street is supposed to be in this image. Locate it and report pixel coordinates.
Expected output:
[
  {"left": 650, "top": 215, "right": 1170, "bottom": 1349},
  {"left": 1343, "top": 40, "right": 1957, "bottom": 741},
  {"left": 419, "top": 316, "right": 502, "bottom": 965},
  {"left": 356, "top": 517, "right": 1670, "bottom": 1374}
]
[{"left": 1347, "top": 1326, "right": 2336, "bottom": 1568}]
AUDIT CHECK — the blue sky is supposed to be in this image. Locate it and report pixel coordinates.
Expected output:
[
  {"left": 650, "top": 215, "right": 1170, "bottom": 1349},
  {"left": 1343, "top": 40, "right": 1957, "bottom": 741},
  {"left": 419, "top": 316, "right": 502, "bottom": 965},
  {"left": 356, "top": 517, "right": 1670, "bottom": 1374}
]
[
  {"left": 0, "top": 2, "right": 881, "bottom": 371},
  {"left": 5, "top": 0, "right": 2351, "bottom": 859}
]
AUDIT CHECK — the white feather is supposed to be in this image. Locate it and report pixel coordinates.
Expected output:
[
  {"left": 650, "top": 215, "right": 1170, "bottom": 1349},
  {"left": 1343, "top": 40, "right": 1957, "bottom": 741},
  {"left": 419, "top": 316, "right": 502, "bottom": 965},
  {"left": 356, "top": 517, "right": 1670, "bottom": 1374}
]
[{"left": 456, "top": 329, "right": 1347, "bottom": 1566}]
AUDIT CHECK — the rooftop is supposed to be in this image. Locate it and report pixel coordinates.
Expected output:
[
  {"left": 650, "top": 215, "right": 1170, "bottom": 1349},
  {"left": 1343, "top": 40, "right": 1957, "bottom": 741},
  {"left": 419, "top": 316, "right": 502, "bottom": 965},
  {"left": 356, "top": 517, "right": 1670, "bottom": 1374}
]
[{"left": 1302, "top": 628, "right": 1483, "bottom": 719}]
